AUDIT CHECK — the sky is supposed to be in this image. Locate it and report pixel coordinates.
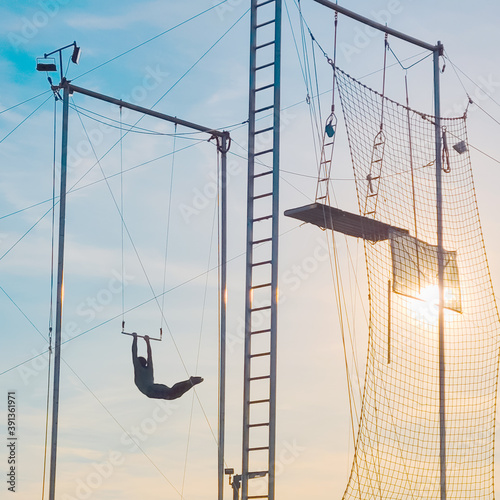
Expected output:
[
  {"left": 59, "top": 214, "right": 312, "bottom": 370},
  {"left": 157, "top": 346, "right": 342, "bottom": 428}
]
[{"left": 1, "top": 1, "right": 500, "bottom": 499}]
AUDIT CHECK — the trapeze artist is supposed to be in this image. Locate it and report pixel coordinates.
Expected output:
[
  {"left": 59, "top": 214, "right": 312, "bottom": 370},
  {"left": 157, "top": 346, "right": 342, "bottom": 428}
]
[{"left": 132, "top": 333, "right": 203, "bottom": 400}]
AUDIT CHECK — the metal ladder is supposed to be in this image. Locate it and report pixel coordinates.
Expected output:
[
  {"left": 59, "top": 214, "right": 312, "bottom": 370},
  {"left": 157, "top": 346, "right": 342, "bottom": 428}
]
[
  {"left": 242, "top": 0, "right": 281, "bottom": 499},
  {"left": 364, "top": 129, "right": 386, "bottom": 217},
  {"left": 315, "top": 115, "right": 337, "bottom": 205}
]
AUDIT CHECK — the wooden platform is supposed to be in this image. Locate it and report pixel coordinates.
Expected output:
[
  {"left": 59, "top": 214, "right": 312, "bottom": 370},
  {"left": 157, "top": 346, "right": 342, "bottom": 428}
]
[{"left": 284, "top": 203, "right": 408, "bottom": 241}]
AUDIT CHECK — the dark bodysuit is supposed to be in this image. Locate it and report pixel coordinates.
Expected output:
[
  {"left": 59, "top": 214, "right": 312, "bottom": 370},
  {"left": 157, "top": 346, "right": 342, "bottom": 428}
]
[{"left": 132, "top": 336, "right": 196, "bottom": 400}]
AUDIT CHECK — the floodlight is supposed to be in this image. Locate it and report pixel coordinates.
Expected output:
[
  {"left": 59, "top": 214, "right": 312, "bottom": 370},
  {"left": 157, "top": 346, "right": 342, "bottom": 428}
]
[
  {"left": 248, "top": 471, "right": 267, "bottom": 478},
  {"left": 36, "top": 57, "right": 57, "bottom": 72},
  {"left": 36, "top": 42, "right": 82, "bottom": 79},
  {"left": 453, "top": 140, "right": 468, "bottom": 154},
  {"left": 71, "top": 44, "right": 81, "bottom": 64}
]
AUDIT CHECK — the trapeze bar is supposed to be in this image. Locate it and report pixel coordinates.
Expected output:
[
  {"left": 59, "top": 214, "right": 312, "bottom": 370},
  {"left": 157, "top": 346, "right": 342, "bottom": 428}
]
[
  {"left": 284, "top": 202, "right": 408, "bottom": 241},
  {"left": 312, "top": 0, "right": 440, "bottom": 53},
  {"left": 121, "top": 331, "right": 162, "bottom": 341}
]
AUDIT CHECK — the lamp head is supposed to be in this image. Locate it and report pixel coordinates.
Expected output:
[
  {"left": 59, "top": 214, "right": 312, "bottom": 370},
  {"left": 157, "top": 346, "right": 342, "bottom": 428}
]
[
  {"left": 36, "top": 57, "right": 57, "bottom": 72},
  {"left": 71, "top": 44, "right": 81, "bottom": 64}
]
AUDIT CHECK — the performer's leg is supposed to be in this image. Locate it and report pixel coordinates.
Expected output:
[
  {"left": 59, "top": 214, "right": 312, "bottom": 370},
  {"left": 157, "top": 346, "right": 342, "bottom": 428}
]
[
  {"left": 146, "top": 383, "right": 172, "bottom": 399},
  {"left": 169, "top": 377, "right": 204, "bottom": 400}
]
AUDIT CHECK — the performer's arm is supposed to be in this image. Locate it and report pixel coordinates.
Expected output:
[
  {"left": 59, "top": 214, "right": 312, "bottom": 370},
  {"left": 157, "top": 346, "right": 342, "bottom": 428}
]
[
  {"left": 132, "top": 333, "right": 138, "bottom": 362},
  {"left": 145, "top": 335, "right": 153, "bottom": 372}
]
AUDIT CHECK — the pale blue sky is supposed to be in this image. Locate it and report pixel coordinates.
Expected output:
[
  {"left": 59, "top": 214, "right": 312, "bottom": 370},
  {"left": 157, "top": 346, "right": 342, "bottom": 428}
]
[{"left": 1, "top": 1, "right": 500, "bottom": 499}]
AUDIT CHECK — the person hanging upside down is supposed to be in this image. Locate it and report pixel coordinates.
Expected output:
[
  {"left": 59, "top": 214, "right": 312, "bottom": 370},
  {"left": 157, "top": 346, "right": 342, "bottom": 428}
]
[{"left": 132, "top": 333, "right": 203, "bottom": 400}]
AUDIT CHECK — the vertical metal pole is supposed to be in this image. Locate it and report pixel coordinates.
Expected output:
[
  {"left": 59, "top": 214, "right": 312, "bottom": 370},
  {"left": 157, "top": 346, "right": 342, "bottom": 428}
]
[
  {"left": 48, "top": 83, "right": 69, "bottom": 500},
  {"left": 433, "top": 43, "right": 446, "bottom": 500},
  {"left": 219, "top": 133, "right": 228, "bottom": 500}
]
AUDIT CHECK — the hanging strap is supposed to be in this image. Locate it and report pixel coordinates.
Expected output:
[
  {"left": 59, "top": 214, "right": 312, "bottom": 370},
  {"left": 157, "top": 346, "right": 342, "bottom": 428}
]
[
  {"left": 330, "top": 11, "right": 338, "bottom": 116},
  {"left": 442, "top": 127, "right": 451, "bottom": 173}
]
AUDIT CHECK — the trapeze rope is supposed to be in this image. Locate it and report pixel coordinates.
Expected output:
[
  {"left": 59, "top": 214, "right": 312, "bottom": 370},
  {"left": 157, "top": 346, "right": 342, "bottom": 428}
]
[
  {"left": 120, "top": 106, "right": 125, "bottom": 333},
  {"left": 72, "top": 106, "right": 220, "bottom": 453},
  {"left": 297, "top": 0, "right": 324, "bottom": 162},
  {"left": 160, "top": 124, "right": 177, "bottom": 337}
]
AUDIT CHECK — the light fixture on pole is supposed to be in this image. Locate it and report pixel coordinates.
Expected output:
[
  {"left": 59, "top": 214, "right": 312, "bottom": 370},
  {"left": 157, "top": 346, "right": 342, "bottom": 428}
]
[{"left": 36, "top": 41, "right": 81, "bottom": 82}]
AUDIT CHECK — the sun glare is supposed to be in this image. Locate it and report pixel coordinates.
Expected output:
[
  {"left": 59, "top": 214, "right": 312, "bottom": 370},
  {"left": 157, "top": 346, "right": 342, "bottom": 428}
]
[{"left": 408, "top": 285, "right": 443, "bottom": 324}]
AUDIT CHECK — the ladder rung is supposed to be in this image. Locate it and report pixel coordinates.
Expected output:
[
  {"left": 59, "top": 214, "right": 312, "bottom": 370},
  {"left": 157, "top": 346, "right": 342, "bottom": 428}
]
[
  {"left": 324, "top": 141, "right": 334, "bottom": 146},
  {"left": 253, "top": 192, "right": 273, "bottom": 200},
  {"left": 249, "top": 398, "right": 270, "bottom": 405},
  {"left": 256, "top": 19, "right": 275, "bottom": 29},
  {"left": 372, "top": 158, "right": 383, "bottom": 162},
  {"left": 252, "top": 260, "right": 272, "bottom": 267},
  {"left": 253, "top": 215, "right": 273, "bottom": 222},
  {"left": 256, "top": 40, "right": 275, "bottom": 50},
  {"left": 316, "top": 196, "right": 327, "bottom": 200},
  {"left": 374, "top": 141, "right": 384, "bottom": 146},
  {"left": 254, "top": 148, "right": 273, "bottom": 157},
  {"left": 320, "top": 159, "right": 331, "bottom": 165},
  {"left": 255, "top": 126, "right": 273, "bottom": 135},
  {"left": 255, "top": 83, "right": 274, "bottom": 92},
  {"left": 252, "top": 237, "right": 272, "bottom": 245},
  {"left": 250, "top": 351, "right": 271, "bottom": 358},
  {"left": 251, "top": 328, "right": 271, "bottom": 335},
  {"left": 318, "top": 178, "right": 329, "bottom": 182},
  {"left": 248, "top": 496, "right": 269, "bottom": 499},
  {"left": 249, "top": 422, "right": 270, "bottom": 428},
  {"left": 253, "top": 170, "right": 272, "bottom": 179},
  {"left": 367, "top": 193, "right": 378, "bottom": 198},
  {"left": 251, "top": 306, "right": 272, "bottom": 313},
  {"left": 250, "top": 375, "right": 271, "bottom": 381},
  {"left": 255, "top": 62, "right": 275, "bottom": 72},
  {"left": 249, "top": 446, "right": 270, "bottom": 452},
  {"left": 251, "top": 282, "right": 272, "bottom": 290},
  {"left": 257, "top": 0, "right": 275, "bottom": 7},
  {"left": 255, "top": 104, "right": 274, "bottom": 113}
]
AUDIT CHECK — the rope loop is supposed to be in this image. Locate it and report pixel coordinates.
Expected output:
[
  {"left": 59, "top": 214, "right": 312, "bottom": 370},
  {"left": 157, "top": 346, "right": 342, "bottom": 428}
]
[{"left": 442, "top": 126, "right": 451, "bottom": 173}]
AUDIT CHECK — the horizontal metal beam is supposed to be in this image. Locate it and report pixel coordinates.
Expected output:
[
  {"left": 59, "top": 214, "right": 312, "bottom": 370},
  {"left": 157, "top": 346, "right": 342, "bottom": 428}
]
[
  {"left": 313, "top": 0, "right": 440, "bottom": 52},
  {"left": 68, "top": 83, "right": 226, "bottom": 138}
]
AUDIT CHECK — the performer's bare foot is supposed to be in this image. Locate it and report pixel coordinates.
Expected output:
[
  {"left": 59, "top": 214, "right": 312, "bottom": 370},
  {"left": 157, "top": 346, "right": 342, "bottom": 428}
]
[{"left": 190, "top": 376, "right": 204, "bottom": 386}]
